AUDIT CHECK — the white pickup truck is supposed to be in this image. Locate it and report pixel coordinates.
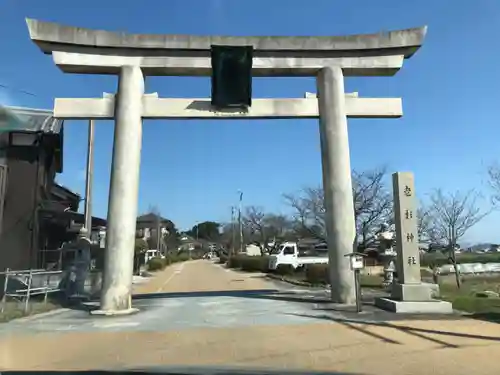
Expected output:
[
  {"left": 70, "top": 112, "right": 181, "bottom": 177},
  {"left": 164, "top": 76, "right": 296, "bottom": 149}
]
[{"left": 268, "top": 241, "right": 329, "bottom": 270}]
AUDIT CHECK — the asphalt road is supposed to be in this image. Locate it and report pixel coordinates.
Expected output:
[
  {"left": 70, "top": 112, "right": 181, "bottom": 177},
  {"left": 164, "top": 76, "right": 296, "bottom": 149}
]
[{"left": 1, "top": 260, "right": 499, "bottom": 375}]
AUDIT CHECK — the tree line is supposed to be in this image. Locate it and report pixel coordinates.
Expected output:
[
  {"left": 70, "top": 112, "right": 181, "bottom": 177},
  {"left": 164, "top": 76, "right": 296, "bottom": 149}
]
[
  {"left": 216, "top": 165, "right": 500, "bottom": 255},
  {"left": 141, "top": 163, "right": 500, "bottom": 257}
]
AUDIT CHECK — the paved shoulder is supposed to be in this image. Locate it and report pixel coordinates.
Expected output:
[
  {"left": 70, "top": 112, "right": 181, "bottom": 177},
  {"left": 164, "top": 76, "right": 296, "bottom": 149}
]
[
  {"left": 2, "top": 260, "right": 500, "bottom": 374},
  {"left": 0, "top": 260, "right": 322, "bottom": 335}
]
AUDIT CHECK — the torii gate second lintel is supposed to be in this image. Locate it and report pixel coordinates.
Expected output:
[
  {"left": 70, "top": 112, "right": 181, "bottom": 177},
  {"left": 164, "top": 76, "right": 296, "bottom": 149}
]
[
  {"left": 26, "top": 18, "right": 426, "bottom": 314},
  {"left": 54, "top": 95, "right": 403, "bottom": 119}
]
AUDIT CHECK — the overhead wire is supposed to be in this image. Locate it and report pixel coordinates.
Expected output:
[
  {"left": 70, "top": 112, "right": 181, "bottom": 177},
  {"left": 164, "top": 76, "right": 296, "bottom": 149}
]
[{"left": 0, "top": 83, "right": 37, "bottom": 97}]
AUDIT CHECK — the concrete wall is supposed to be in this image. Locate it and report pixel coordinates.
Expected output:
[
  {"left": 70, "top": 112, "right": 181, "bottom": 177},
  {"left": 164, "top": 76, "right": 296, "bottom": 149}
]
[{"left": 361, "top": 265, "right": 384, "bottom": 276}]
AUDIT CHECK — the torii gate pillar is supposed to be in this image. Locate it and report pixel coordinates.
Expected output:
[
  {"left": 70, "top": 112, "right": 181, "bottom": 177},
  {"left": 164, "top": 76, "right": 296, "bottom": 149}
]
[
  {"left": 100, "top": 66, "right": 144, "bottom": 313},
  {"left": 317, "top": 66, "right": 357, "bottom": 304}
]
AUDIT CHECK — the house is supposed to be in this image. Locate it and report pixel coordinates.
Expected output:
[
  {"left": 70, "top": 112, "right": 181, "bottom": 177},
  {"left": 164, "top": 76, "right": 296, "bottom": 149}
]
[
  {"left": 178, "top": 234, "right": 208, "bottom": 252},
  {"left": 136, "top": 213, "right": 174, "bottom": 253},
  {"left": 39, "top": 183, "right": 107, "bottom": 269},
  {"left": 0, "top": 105, "right": 105, "bottom": 272},
  {"left": 0, "top": 105, "right": 65, "bottom": 271}
]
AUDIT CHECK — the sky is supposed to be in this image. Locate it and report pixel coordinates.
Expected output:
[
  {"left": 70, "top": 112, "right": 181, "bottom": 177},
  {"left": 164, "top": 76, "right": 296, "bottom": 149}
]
[{"left": 1, "top": 0, "right": 500, "bottom": 242}]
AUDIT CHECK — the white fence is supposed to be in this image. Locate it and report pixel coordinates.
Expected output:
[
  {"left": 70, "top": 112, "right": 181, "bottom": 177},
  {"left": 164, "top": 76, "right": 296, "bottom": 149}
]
[{"left": 438, "top": 262, "right": 500, "bottom": 275}]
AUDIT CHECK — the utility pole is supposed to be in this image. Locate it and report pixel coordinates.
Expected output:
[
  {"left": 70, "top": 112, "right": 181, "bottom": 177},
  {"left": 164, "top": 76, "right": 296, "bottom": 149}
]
[
  {"left": 238, "top": 190, "right": 243, "bottom": 254},
  {"left": 231, "top": 206, "right": 236, "bottom": 255},
  {"left": 83, "top": 119, "right": 95, "bottom": 238},
  {"left": 156, "top": 216, "right": 161, "bottom": 253}
]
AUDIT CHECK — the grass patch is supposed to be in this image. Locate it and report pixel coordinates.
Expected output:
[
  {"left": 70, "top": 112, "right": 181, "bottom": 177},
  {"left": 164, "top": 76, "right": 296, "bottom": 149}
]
[
  {"left": 232, "top": 257, "right": 500, "bottom": 320},
  {"left": 0, "top": 300, "right": 61, "bottom": 323},
  {"left": 425, "top": 276, "right": 500, "bottom": 322},
  {"left": 439, "top": 276, "right": 500, "bottom": 296},
  {"left": 276, "top": 265, "right": 500, "bottom": 320},
  {"left": 450, "top": 296, "right": 500, "bottom": 314}
]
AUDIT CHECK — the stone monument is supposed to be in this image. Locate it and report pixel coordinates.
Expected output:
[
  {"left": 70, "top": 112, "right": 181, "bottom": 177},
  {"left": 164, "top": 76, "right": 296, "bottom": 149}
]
[
  {"left": 375, "top": 172, "right": 453, "bottom": 313},
  {"left": 26, "top": 19, "right": 426, "bottom": 313}
]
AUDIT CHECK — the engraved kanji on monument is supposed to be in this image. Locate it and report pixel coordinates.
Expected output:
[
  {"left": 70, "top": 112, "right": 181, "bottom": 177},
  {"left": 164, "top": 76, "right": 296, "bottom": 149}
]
[{"left": 393, "top": 172, "right": 421, "bottom": 285}]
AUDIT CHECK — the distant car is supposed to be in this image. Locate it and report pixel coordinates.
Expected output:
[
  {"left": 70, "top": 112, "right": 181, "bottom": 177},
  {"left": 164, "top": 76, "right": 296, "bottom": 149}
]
[{"left": 145, "top": 249, "right": 164, "bottom": 263}]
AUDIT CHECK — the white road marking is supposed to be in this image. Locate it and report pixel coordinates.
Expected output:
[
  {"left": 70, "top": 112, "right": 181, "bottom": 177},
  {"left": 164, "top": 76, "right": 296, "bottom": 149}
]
[
  {"left": 198, "top": 299, "right": 238, "bottom": 307},
  {"left": 54, "top": 325, "right": 78, "bottom": 331},
  {"left": 156, "top": 262, "right": 185, "bottom": 292},
  {"left": 93, "top": 321, "right": 140, "bottom": 329},
  {"left": 132, "top": 276, "right": 149, "bottom": 284}
]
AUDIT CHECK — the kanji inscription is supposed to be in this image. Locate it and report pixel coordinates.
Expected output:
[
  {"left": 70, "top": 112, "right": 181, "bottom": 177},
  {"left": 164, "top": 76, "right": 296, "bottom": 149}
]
[{"left": 392, "top": 172, "right": 421, "bottom": 284}]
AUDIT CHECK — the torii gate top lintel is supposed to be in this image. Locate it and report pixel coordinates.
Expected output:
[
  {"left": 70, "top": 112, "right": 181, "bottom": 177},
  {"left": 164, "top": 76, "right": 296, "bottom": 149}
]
[{"left": 26, "top": 18, "right": 427, "bottom": 77}]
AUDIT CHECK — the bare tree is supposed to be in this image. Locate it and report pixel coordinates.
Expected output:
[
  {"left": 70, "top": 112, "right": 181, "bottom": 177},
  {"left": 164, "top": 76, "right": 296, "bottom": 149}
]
[
  {"left": 263, "top": 214, "right": 292, "bottom": 240},
  {"left": 417, "top": 206, "right": 433, "bottom": 244},
  {"left": 219, "top": 223, "right": 236, "bottom": 251},
  {"left": 283, "top": 167, "right": 392, "bottom": 248},
  {"left": 242, "top": 205, "right": 266, "bottom": 243},
  {"left": 302, "top": 187, "right": 326, "bottom": 235},
  {"left": 427, "top": 189, "right": 490, "bottom": 288},
  {"left": 352, "top": 167, "right": 392, "bottom": 249},
  {"left": 282, "top": 193, "right": 311, "bottom": 229},
  {"left": 487, "top": 162, "right": 500, "bottom": 207},
  {"left": 283, "top": 189, "right": 324, "bottom": 240}
]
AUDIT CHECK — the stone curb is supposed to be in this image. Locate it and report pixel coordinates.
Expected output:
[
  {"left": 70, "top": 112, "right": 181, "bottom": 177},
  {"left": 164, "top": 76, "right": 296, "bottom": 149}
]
[{"left": 9, "top": 307, "right": 70, "bottom": 323}]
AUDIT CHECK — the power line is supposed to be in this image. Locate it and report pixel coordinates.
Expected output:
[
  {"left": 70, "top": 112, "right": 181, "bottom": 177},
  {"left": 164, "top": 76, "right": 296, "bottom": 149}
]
[{"left": 0, "top": 83, "right": 36, "bottom": 97}]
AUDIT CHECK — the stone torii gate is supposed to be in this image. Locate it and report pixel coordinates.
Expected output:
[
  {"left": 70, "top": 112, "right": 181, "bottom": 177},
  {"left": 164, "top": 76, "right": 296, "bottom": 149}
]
[{"left": 26, "top": 19, "right": 426, "bottom": 314}]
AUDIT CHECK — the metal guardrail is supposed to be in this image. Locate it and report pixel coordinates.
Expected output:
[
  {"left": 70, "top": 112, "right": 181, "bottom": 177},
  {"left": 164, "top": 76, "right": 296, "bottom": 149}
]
[{"left": 1, "top": 268, "right": 63, "bottom": 314}]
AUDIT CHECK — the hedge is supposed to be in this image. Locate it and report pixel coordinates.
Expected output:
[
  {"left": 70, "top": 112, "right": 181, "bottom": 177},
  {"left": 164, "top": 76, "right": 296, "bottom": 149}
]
[
  {"left": 305, "top": 264, "right": 329, "bottom": 285},
  {"left": 240, "top": 257, "right": 270, "bottom": 272},
  {"left": 147, "top": 257, "right": 165, "bottom": 271},
  {"left": 303, "top": 264, "right": 385, "bottom": 287},
  {"left": 227, "top": 255, "right": 270, "bottom": 272},
  {"left": 224, "top": 252, "right": 500, "bottom": 284},
  {"left": 218, "top": 254, "right": 229, "bottom": 264},
  {"left": 274, "top": 264, "right": 295, "bottom": 275},
  {"left": 147, "top": 253, "right": 195, "bottom": 271}
]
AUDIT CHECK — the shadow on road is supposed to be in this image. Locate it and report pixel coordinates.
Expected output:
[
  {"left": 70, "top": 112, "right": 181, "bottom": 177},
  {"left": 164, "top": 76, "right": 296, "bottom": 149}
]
[
  {"left": 132, "top": 289, "right": 281, "bottom": 300},
  {"left": 466, "top": 312, "right": 500, "bottom": 324},
  {"left": 0, "top": 369, "right": 366, "bottom": 375},
  {"left": 285, "top": 312, "right": 500, "bottom": 346},
  {"left": 132, "top": 288, "right": 379, "bottom": 307},
  {"left": 58, "top": 287, "right": 500, "bottom": 352},
  {"left": 72, "top": 289, "right": 336, "bottom": 312}
]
